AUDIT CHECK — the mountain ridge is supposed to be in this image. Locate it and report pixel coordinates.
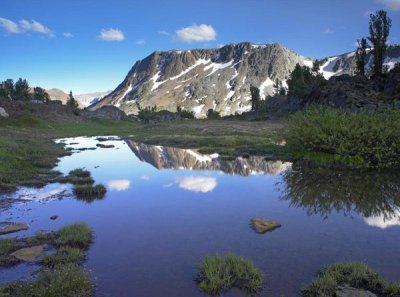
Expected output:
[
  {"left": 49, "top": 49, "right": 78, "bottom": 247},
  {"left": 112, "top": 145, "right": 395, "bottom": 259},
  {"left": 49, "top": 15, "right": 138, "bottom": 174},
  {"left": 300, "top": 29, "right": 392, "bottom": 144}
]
[{"left": 93, "top": 42, "right": 400, "bottom": 117}]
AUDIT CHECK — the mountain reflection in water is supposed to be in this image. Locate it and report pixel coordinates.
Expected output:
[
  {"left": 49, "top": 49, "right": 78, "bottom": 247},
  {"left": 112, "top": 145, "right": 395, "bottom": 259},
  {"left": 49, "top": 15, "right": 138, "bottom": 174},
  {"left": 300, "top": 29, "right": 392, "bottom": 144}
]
[
  {"left": 126, "top": 140, "right": 292, "bottom": 176},
  {"left": 280, "top": 167, "right": 400, "bottom": 228}
]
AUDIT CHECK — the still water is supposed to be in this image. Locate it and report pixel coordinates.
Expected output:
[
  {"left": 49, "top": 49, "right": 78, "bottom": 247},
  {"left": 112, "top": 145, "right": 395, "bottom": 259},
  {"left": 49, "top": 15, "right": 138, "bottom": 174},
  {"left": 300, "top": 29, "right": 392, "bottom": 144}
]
[{"left": 1, "top": 137, "right": 400, "bottom": 296}]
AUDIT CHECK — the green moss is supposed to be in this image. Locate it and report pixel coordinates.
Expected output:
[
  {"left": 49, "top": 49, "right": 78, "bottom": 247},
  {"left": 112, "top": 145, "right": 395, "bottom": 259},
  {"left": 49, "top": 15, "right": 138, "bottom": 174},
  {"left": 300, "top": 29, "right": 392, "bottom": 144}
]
[
  {"left": 43, "top": 247, "right": 85, "bottom": 267},
  {"left": 197, "top": 254, "right": 263, "bottom": 296},
  {"left": 55, "top": 224, "right": 92, "bottom": 250},
  {"left": 0, "top": 264, "right": 93, "bottom": 297},
  {"left": 302, "top": 262, "right": 386, "bottom": 296}
]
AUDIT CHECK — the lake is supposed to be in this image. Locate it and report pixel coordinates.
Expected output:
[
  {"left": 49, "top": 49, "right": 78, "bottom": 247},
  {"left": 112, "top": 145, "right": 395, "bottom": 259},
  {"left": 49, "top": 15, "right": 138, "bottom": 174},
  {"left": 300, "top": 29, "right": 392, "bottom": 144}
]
[{"left": 1, "top": 136, "right": 400, "bottom": 296}]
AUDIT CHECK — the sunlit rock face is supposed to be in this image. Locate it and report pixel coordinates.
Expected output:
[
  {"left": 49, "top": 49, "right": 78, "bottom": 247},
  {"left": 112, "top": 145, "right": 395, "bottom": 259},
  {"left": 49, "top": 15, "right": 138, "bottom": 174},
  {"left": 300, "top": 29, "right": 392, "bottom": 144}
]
[{"left": 126, "top": 141, "right": 291, "bottom": 176}]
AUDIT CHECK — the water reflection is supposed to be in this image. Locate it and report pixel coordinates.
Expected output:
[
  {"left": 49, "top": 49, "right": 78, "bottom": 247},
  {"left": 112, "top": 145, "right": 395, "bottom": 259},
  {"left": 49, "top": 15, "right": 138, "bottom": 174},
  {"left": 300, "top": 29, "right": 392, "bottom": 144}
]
[
  {"left": 126, "top": 140, "right": 291, "bottom": 176},
  {"left": 281, "top": 167, "right": 400, "bottom": 226},
  {"left": 107, "top": 179, "right": 132, "bottom": 192},
  {"left": 176, "top": 176, "right": 217, "bottom": 193}
]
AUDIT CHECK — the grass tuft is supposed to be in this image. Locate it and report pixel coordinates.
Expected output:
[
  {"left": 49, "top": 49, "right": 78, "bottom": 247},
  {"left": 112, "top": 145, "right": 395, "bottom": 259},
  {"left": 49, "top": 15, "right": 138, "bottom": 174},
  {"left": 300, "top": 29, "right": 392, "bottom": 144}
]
[
  {"left": 302, "top": 262, "right": 386, "bottom": 296},
  {"left": 73, "top": 184, "right": 107, "bottom": 202},
  {"left": 43, "top": 247, "right": 85, "bottom": 267},
  {"left": 197, "top": 254, "right": 263, "bottom": 296},
  {"left": 0, "top": 239, "right": 19, "bottom": 266},
  {"left": 55, "top": 224, "right": 92, "bottom": 250}
]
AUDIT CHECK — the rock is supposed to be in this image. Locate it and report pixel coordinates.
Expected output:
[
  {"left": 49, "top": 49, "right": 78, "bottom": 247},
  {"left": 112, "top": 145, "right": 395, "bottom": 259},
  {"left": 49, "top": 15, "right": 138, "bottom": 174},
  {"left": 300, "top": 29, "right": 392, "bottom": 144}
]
[
  {"left": 335, "top": 286, "right": 377, "bottom": 297},
  {"left": 0, "top": 107, "right": 9, "bottom": 117},
  {"left": 50, "top": 215, "right": 58, "bottom": 220},
  {"left": 0, "top": 222, "right": 29, "bottom": 235},
  {"left": 250, "top": 217, "right": 281, "bottom": 234},
  {"left": 84, "top": 105, "right": 127, "bottom": 120},
  {"left": 10, "top": 245, "right": 46, "bottom": 262}
]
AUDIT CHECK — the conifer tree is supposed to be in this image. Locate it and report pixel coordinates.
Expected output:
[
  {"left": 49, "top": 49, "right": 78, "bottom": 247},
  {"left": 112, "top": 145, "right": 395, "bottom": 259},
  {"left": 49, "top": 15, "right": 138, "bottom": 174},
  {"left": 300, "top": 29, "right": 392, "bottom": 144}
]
[
  {"left": 356, "top": 38, "right": 368, "bottom": 77},
  {"left": 67, "top": 91, "right": 78, "bottom": 109}
]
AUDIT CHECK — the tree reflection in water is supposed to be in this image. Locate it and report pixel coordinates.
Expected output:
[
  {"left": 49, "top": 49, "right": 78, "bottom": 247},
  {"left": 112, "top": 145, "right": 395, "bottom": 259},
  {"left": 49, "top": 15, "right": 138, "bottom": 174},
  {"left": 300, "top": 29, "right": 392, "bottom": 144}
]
[{"left": 279, "top": 167, "right": 400, "bottom": 221}]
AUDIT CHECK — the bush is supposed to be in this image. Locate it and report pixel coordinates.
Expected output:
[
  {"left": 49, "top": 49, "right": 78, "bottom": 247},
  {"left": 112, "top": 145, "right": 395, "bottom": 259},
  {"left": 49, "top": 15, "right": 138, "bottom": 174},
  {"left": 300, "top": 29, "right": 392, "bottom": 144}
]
[
  {"left": 55, "top": 224, "right": 92, "bottom": 249},
  {"left": 206, "top": 109, "right": 221, "bottom": 120},
  {"left": 302, "top": 262, "right": 385, "bottom": 296},
  {"left": 197, "top": 254, "right": 263, "bottom": 296},
  {"left": 286, "top": 106, "right": 400, "bottom": 168}
]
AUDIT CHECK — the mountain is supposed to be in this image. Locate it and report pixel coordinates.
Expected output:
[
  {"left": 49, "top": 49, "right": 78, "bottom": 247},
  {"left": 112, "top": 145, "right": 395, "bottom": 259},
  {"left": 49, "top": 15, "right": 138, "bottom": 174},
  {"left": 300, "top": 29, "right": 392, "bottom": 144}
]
[
  {"left": 46, "top": 89, "right": 110, "bottom": 107},
  {"left": 127, "top": 141, "right": 291, "bottom": 176},
  {"left": 93, "top": 42, "right": 400, "bottom": 117},
  {"left": 93, "top": 42, "right": 314, "bottom": 117}
]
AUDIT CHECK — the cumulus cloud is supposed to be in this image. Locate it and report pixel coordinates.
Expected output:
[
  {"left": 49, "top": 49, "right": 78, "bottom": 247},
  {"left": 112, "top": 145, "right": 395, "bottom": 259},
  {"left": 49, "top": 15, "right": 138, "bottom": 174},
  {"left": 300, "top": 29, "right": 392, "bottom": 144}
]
[
  {"left": 0, "top": 17, "right": 53, "bottom": 36},
  {"left": 136, "top": 40, "right": 145, "bottom": 45},
  {"left": 175, "top": 24, "right": 217, "bottom": 43},
  {"left": 323, "top": 28, "right": 334, "bottom": 34},
  {"left": 376, "top": 0, "right": 400, "bottom": 10},
  {"left": 63, "top": 32, "right": 73, "bottom": 38},
  {"left": 98, "top": 28, "right": 125, "bottom": 41},
  {"left": 107, "top": 179, "right": 131, "bottom": 191},
  {"left": 177, "top": 176, "right": 217, "bottom": 193}
]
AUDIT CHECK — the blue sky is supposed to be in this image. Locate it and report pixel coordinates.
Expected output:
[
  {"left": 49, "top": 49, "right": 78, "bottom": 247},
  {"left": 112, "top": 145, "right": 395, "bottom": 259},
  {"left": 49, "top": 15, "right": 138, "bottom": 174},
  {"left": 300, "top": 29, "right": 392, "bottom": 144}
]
[{"left": 1, "top": 0, "right": 399, "bottom": 93}]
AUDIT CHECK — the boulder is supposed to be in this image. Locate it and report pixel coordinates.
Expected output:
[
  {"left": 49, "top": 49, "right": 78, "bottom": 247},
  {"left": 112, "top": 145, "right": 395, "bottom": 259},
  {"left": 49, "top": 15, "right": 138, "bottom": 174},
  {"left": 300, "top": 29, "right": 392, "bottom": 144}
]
[
  {"left": 10, "top": 245, "right": 46, "bottom": 262},
  {"left": 335, "top": 286, "right": 377, "bottom": 297},
  {"left": 0, "top": 107, "right": 9, "bottom": 117},
  {"left": 84, "top": 105, "right": 127, "bottom": 120}
]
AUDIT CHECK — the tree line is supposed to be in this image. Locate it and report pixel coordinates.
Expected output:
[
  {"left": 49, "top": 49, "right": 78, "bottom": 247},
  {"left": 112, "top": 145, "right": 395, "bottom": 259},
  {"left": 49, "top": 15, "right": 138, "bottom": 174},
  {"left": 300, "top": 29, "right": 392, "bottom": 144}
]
[{"left": 0, "top": 78, "right": 79, "bottom": 108}]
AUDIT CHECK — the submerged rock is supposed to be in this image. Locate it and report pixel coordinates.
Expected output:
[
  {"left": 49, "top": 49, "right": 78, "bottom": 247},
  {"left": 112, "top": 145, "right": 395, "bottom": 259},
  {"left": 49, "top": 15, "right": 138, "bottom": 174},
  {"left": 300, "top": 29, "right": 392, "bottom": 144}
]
[
  {"left": 335, "top": 286, "right": 377, "bottom": 297},
  {"left": 50, "top": 215, "right": 58, "bottom": 220},
  {"left": 10, "top": 245, "right": 46, "bottom": 262},
  {"left": 250, "top": 218, "right": 281, "bottom": 234},
  {"left": 0, "top": 222, "right": 29, "bottom": 235},
  {"left": 96, "top": 143, "right": 115, "bottom": 148}
]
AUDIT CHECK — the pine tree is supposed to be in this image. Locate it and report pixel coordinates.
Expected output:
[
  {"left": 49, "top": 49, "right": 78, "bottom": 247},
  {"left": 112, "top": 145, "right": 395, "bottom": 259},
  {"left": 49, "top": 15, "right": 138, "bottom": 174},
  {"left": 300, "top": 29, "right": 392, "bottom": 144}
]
[
  {"left": 67, "top": 91, "right": 78, "bottom": 109},
  {"left": 14, "top": 78, "right": 30, "bottom": 101},
  {"left": 356, "top": 38, "right": 368, "bottom": 77},
  {"left": 250, "top": 85, "right": 261, "bottom": 112},
  {"left": 0, "top": 79, "right": 14, "bottom": 99},
  {"left": 312, "top": 60, "right": 320, "bottom": 74},
  {"left": 368, "top": 10, "right": 392, "bottom": 77},
  {"left": 33, "top": 87, "right": 50, "bottom": 102}
]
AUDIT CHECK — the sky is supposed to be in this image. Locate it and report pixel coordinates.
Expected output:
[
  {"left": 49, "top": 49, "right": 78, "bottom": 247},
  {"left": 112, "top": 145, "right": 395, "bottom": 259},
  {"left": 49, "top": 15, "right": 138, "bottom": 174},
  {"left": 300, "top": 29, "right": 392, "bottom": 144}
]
[{"left": 1, "top": 0, "right": 399, "bottom": 94}]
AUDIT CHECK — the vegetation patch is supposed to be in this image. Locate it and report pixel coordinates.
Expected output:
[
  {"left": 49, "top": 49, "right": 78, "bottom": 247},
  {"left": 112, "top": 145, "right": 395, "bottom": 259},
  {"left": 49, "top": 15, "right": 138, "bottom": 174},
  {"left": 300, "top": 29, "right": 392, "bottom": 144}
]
[
  {"left": 302, "top": 262, "right": 388, "bottom": 296},
  {"left": 43, "top": 247, "right": 85, "bottom": 267},
  {"left": 286, "top": 106, "right": 400, "bottom": 169},
  {"left": 196, "top": 254, "right": 263, "bottom": 296},
  {"left": 0, "top": 264, "right": 93, "bottom": 297},
  {"left": 72, "top": 184, "right": 107, "bottom": 202},
  {"left": 55, "top": 223, "right": 92, "bottom": 250},
  {"left": 0, "top": 238, "right": 19, "bottom": 266}
]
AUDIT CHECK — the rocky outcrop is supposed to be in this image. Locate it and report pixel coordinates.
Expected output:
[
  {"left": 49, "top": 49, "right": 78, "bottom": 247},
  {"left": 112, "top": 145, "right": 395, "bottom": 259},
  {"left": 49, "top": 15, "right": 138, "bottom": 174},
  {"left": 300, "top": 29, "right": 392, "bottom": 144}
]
[
  {"left": 335, "top": 286, "right": 377, "bottom": 297},
  {"left": 94, "top": 43, "right": 314, "bottom": 117},
  {"left": 126, "top": 141, "right": 291, "bottom": 176},
  {"left": 84, "top": 105, "right": 127, "bottom": 120},
  {"left": 302, "top": 66, "right": 400, "bottom": 109}
]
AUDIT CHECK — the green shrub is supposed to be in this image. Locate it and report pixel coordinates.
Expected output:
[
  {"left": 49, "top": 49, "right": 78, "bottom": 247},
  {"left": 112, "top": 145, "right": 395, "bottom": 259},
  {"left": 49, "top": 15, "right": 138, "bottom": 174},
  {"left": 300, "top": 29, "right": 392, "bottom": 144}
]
[
  {"left": 197, "top": 254, "right": 263, "bottom": 296},
  {"left": 43, "top": 247, "right": 85, "bottom": 267},
  {"left": 55, "top": 224, "right": 92, "bottom": 249},
  {"left": 68, "top": 168, "right": 91, "bottom": 178},
  {"left": 206, "top": 109, "right": 221, "bottom": 120},
  {"left": 302, "top": 262, "right": 386, "bottom": 296},
  {"left": 286, "top": 106, "right": 400, "bottom": 168}
]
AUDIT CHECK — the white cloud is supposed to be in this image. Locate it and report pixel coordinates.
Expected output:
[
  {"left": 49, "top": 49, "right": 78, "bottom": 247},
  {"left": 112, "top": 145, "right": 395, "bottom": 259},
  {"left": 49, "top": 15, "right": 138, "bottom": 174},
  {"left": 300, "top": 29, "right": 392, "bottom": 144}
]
[
  {"left": 364, "top": 210, "right": 400, "bottom": 229},
  {"left": 323, "top": 28, "right": 334, "bottom": 34},
  {"left": 175, "top": 24, "right": 217, "bottom": 43},
  {"left": 364, "top": 10, "right": 373, "bottom": 17},
  {"left": 139, "top": 175, "right": 149, "bottom": 180},
  {"left": 0, "top": 17, "right": 20, "bottom": 34},
  {"left": 0, "top": 17, "right": 53, "bottom": 36},
  {"left": 107, "top": 179, "right": 131, "bottom": 191},
  {"left": 136, "top": 40, "right": 145, "bottom": 45},
  {"left": 177, "top": 176, "right": 217, "bottom": 193},
  {"left": 63, "top": 32, "right": 73, "bottom": 38},
  {"left": 98, "top": 28, "right": 125, "bottom": 41},
  {"left": 376, "top": 0, "right": 400, "bottom": 10},
  {"left": 159, "top": 30, "right": 170, "bottom": 36}
]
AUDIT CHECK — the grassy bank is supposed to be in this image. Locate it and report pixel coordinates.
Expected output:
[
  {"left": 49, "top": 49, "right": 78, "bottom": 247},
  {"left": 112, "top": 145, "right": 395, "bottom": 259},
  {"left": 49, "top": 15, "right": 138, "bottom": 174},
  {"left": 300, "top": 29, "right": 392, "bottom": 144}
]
[{"left": 0, "top": 113, "right": 284, "bottom": 192}]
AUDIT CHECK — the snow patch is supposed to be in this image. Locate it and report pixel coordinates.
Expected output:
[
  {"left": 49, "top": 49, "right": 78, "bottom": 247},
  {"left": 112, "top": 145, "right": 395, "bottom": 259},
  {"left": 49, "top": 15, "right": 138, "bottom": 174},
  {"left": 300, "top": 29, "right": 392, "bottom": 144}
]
[
  {"left": 204, "top": 60, "right": 234, "bottom": 77},
  {"left": 259, "top": 77, "right": 275, "bottom": 99},
  {"left": 170, "top": 58, "right": 210, "bottom": 80},
  {"left": 151, "top": 71, "right": 168, "bottom": 91}
]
